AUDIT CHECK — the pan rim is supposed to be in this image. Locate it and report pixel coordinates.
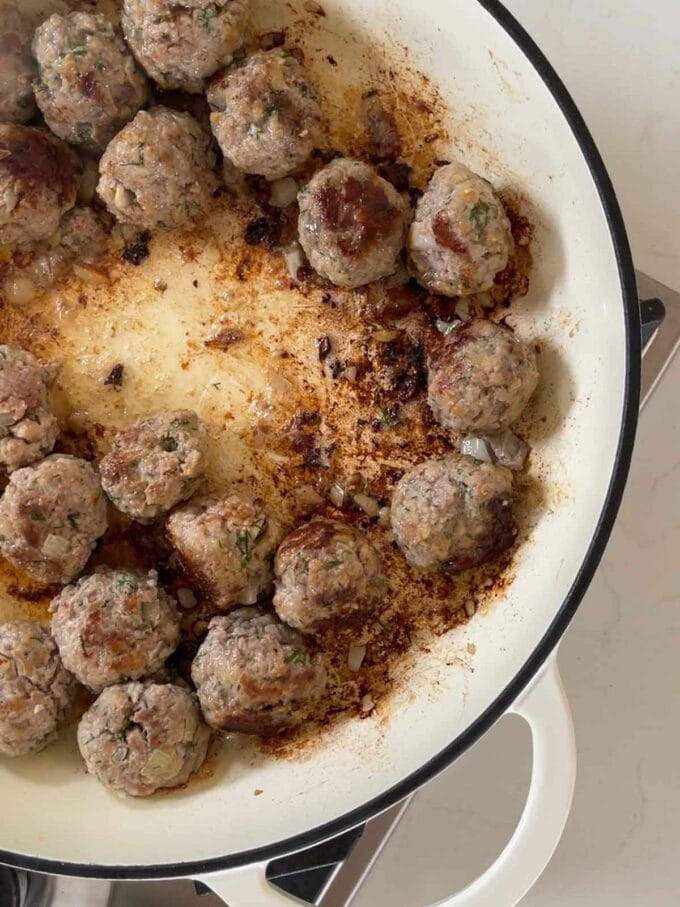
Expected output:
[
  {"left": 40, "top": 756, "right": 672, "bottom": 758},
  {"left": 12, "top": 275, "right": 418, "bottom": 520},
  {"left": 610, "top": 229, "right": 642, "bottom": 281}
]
[{"left": 0, "top": 0, "right": 641, "bottom": 881}]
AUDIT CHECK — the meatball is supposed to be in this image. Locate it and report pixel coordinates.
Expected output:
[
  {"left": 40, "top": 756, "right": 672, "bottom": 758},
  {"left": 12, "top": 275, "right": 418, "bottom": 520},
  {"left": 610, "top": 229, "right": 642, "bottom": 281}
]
[
  {"left": 56, "top": 205, "right": 109, "bottom": 264},
  {"left": 0, "top": 2, "right": 37, "bottom": 124},
  {"left": 0, "top": 454, "right": 108, "bottom": 584},
  {"left": 97, "top": 107, "right": 217, "bottom": 229},
  {"left": 408, "top": 161, "right": 513, "bottom": 297},
  {"left": 391, "top": 454, "right": 515, "bottom": 573},
  {"left": 298, "top": 158, "right": 408, "bottom": 288},
  {"left": 207, "top": 49, "right": 322, "bottom": 180},
  {"left": 428, "top": 319, "right": 539, "bottom": 434},
  {"left": 33, "top": 12, "right": 149, "bottom": 152},
  {"left": 77, "top": 681, "right": 210, "bottom": 796},
  {"left": 51, "top": 568, "right": 181, "bottom": 692},
  {"left": 167, "top": 493, "right": 284, "bottom": 611},
  {"left": 122, "top": 0, "right": 250, "bottom": 93},
  {"left": 29, "top": 206, "right": 110, "bottom": 289},
  {"left": 192, "top": 608, "right": 326, "bottom": 733},
  {"left": 0, "top": 125, "right": 79, "bottom": 248},
  {"left": 100, "top": 410, "right": 209, "bottom": 523},
  {"left": 273, "top": 519, "right": 385, "bottom": 633},
  {"left": 0, "top": 620, "right": 77, "bottom": 757},
  {"left": 0, "top": 345, "right": 58, "bottom": 473}
]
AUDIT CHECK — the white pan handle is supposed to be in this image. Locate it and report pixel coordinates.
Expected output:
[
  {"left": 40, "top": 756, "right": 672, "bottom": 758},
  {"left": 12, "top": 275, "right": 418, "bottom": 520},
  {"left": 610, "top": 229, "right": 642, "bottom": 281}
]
[
  {"left": 196, "top": 654, "right": 575, "bottom": 907},
  {"left": 196, "top": 863, "right": 303, "bottom": 905},
  {"left": 433, "top": 653, "right": 576, "bottom": 907}
]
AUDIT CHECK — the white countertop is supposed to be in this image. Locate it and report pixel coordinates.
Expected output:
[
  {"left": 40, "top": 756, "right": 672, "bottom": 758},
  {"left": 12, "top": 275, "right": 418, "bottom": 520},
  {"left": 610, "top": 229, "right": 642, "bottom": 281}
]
[{"left": 355, "top": 3, "right": 680, "bottom": 905}]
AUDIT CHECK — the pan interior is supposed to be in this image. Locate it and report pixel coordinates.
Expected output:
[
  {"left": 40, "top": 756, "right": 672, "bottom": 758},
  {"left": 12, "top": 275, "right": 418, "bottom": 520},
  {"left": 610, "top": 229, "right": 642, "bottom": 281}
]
[{"left": 0, "top": 0, "right": 628, "bottom": 869}]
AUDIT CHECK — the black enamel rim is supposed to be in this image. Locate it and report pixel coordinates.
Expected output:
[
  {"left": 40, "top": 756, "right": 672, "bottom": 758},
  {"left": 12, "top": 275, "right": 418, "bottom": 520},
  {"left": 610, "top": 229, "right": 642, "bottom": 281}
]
[{"left": 1, "top": 0, "right": 641, "bottom": 882}]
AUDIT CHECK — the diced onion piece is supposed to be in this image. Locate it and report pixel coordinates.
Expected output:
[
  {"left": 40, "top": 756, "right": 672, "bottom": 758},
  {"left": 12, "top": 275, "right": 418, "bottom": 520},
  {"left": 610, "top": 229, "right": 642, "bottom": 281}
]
[
  {"left": 42, "top": 534, "right": 70, "bottom": 559},
  {"left": 408, "top": 224, "right": 433, "bottom": 252},
  {"left": 282, "top": 242, "right": 305, "bottom": 279},
  {"left": 3, "top": 275, "right": 35, "bottom": 305},
  {"left": 435, "top": 318, "right": 460, "bottom": 336},
  {"left": 114, "top": 184, "right": 134, "bottom": 209},
  {"left": 464, "top": 601, "right": 476, "bottom": 618},
  {"left": 267, "top": 451, "right": 291, "bottom": 464},
  {"left": 141, "top": 749, "right": 182, "bottom": 779},
  {"left": 177, "top": 588, "right": 197, "bottom": 610},
  {"left": 73, "top": 264, "right": 107, "bottom": 286},
  {"left": 294, "top": 485, "right": 324, "bottom": 509},
  {"left": 270, "top": 177, "right": 298, "bottom": 208},
  {"left": 348, "top": 644, "right": 366, "bottom": 672},
  {"left": 361, "top": 694, "right": 375, "bottom": 713},
  {"left": 353, "top": 493, "right": 381, "bottom": 518},
  {"left": 372, "top": 329, "right": 401, "bottom": 343},
  {"left": 460, "top": 436, "right": 493, "bottom": 463},
  {"left": 329, "top": 483, "right": 346, "bottom": 509},
  {"left": 377, "top": 506, "right": 391, "bottom": 528},
  {"left": 485, "top": 430, "right": 529, "bottom": 471}
]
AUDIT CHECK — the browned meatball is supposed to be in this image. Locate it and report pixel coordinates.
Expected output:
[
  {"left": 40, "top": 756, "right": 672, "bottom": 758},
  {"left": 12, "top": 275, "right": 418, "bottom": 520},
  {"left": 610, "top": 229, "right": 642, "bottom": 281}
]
[
  {"left": 33, "top": 11, "right": 149, "bottom": 151},
  {"left": 298, "top": 158, "right": 409, "bottom": 288},
  {"left": 0, "top": 620, "right": 77, "bottom": 757},
  {"left": 51, "top": 568, "right": 181, "bottom": 692},
  {"left": 0, "top": 125, "right": 79, "bottom": 248},
  {"left": 391, "top": 454, "right": 515, "bottom": 573},
  {"left": 0, "top": 2, "right": 37, "bottom": 124},
  {"left": 273, "top": 519, "right": 386, "bottom": 633},
  {"left": 191, "top": 608, "right": 326, "bottom": 733},
  {"left": 77, "top": 681, "right": 210, "bottom": 796},
  {"left": 0, "top": 455, "right": 108, "bottom": 584},
  {"left": 207, "top": 49, "right": 322, "bottom": 180},
  {"left": 408, "top": 161, "right": 513, "bottom": 296},
  {"left": 100, "top": 410, "right": 209, "bottom": 523},
  {"left": 0, "top": 345, "right": 58, "bottom": 473},
  {"left": 122, "top": 0, "right": 250, "bottom": 93},
  {"left": 167, "top": 493, "right": 284, "bottom": 610},
  {"left": 428, "top": 319, "right": 539, "bottom": 434},
  {"left": 97, "top": 107, "right": 217, "bottom": 230}
]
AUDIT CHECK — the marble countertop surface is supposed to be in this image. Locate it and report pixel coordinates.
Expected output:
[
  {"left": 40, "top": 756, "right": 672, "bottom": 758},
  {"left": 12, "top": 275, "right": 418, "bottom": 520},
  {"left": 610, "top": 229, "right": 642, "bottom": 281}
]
[{"left": 355, "top": 2, "right": 680, "bottom": 904}]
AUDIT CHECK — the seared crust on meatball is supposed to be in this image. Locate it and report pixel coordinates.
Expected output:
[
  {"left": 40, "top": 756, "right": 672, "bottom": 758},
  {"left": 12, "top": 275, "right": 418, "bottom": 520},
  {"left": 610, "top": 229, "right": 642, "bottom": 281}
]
[
  {"left": 97, "top": 107, "right": 217, "bottom": 229},
  {"left": 100, "top": 410, "right": 209, "bottom": 523},
  {"left": 391, "top": 454, "right": 515, "bottom": 573},
  {"left": 0, "top": 125, "right": 79, "bottom": 248},
  {"left": 0, "top": 345, "right": 58, "bottom": 473},
  {"left": 273, "top": 519, "right": 386, "bottom": 633},
  {"left": 207, "top": 49, "right": 322, "bottom": 180},
  {"left": 167, "top": 493, "right": 284, "bottom": 611},
  {"left": 0, "top": 2, "right": 38, "bottom": 124},
  {"left": 0, "top": 620, "right": 77, "bottom": 757},
  {"left": 192, "top": 608, "right": 326, "bottom": 733},
  {"left": 77, "top": 681, "right": 210, "bottom": 796},
  {"left": 408, "top": 161, "right": 513, "bottom": 296},
  {"left": 298, "top": 158, "right": 409, "bottom": 288},
  {"left": 33, "top": 11, "right": 149, "bottom": 151},
  {"left": 428, "top": 319, "right": 539, "bottom": 434},
  {"left": 0, "top": 455, "right": 108, "bottom": 584},
  {"left": 122, "top": 0, "right": 250, "bottom": 93},
  {"left": 51, "top": 568, "right": 181, "bottom": 692}
]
